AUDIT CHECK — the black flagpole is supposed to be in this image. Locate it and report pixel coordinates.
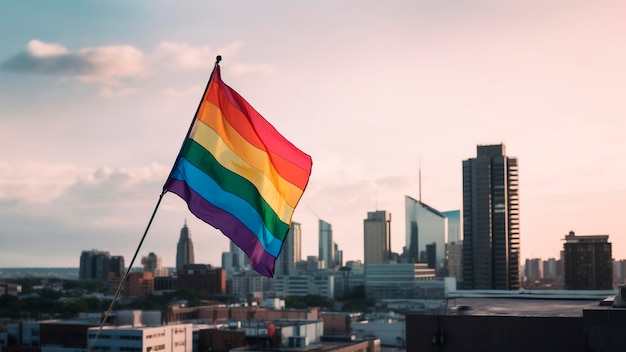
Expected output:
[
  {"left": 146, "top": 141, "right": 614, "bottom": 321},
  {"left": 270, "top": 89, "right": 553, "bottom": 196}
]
[{"left": 87, "top": 55, "right": 222, "bottom": 352}]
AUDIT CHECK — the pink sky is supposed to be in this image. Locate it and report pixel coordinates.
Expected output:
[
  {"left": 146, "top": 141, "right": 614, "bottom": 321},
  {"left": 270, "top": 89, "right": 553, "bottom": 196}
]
[{"left": 0, "top": 0, "right": 625, "bottom": 268}]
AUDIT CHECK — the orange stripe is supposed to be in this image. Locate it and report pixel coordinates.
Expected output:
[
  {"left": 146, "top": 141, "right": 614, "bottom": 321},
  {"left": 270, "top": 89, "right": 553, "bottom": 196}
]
[
  {"left": 200, "top": 88, "right": 311, "bottom": 191},
  {"left": 206, "top": 77, "right": 312, "bottom": 175}
]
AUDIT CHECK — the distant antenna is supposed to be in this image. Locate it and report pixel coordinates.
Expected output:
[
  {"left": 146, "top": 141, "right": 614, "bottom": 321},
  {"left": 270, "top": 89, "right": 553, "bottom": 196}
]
[
  {"left": 307, "top": 205, "right": 320, "bottom": 220},
  {"left": 419, "top": 156, "right": 422, "bottom": 202}
]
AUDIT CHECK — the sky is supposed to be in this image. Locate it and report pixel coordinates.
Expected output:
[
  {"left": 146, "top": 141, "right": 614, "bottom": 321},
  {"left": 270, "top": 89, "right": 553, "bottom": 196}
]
[{"left": 1, "top": 1, "right": 625, "bottom": 269}]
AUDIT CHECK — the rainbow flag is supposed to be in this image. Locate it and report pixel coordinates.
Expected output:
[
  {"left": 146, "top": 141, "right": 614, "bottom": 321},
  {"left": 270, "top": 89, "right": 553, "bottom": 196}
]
[{"left": 163, "top": 63, "right": 312, "bottom": 277}]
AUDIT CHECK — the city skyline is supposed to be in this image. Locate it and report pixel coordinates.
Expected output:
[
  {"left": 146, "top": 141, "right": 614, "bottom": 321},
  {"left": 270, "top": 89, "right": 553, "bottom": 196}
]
[{"left": 1, "top": 1, "right": 625, "bottom": 268}]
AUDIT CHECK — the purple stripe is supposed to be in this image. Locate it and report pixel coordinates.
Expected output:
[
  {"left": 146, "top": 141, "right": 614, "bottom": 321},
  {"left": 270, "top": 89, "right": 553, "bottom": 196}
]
[{"left": 165, "top": 178, "right": 277, "bottom": 277}]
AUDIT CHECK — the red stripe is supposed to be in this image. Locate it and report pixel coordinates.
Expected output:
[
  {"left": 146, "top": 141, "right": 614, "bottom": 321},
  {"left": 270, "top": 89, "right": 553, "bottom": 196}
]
[{"left": 206, "top": 67, "right": 312, "bottom": 175}]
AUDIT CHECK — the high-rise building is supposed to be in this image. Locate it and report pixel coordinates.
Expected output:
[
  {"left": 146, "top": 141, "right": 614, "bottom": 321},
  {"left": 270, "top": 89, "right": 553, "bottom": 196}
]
[
  {"left": 524, "top": 258, "right": 542, "bottom": 281},
  {"left": 563, "top": 231, "right": 613, "bottom": 290},
  {"left": 275, "top": 222, "right": 302, "bottom": 276},
  {"left": 363, "top": 210, "right": 391, "bottom": 264},
  {"left": 446, "top": 242, "right": 463, "bottom": 281},
  {"left": 79, "top": 250, "right": 124, "bottom": 281},
  {"left": 462, "top": 144, "right": 520, "bottom": 290},
  {"left": 442, "top": 210, "right": 462, "bottom": 244},
  {"left": 318, "top": 220, "right": 334, "bottom": 270},
  {"left": 176, "top": 221, "right": 195, "bottom": 272},
  {"left": 222, "top": 241, "right": 249, "bottom": 276},
  {"left": 141, "top": 252, "right": 167, "bottom": 277},
  {"left": 543, "top": 258, "right": 558, "bottom": 280},
  {"left": 333, "top": 243, "right": 343, "bottom": 268},
  {"left": 405, "top": 196, "right": 447, "bottom": 273},
  {"left": 109, "top": 256, "right": 125, "bottom": 279}
]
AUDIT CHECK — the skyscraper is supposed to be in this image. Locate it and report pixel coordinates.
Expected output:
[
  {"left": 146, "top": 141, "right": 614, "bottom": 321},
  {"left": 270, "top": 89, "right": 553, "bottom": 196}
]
[
  {"left": 79, "top": 250, "right": 123, "bottom": 281},
  {"left": 405, "top": 196, "right": 447, "bottom": 273},
  {"left": 563, "top": 231, "right": 612, "bottom": 290},
  {"left": 176, "top": 221, "right": 195, "bottom": 272},
  {"left": 222, "top": 241, "right": 249, "bottom": 276},
  {"left": 141, "top": 252, "right": 168, "bottom": 277},
  {"left": 442, "top": 210, "right": 462, "bottom": 244},
  {"left": 462, "top": 144, "right": 520, "bottom": 290},
  {"left": 363, "top": 210, "right": 391, "bottom": 264},
  {"left": 275, "top": 222, "right": 302, "bottom": 276},
  {"left": 319, "top": 219, "right": 334, "bottom": 270}
]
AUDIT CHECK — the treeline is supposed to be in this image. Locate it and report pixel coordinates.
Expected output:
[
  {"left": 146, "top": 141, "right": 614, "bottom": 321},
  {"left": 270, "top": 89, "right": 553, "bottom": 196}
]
[{"left": 0, "top": 278, "right": 373, "bottom": 323}]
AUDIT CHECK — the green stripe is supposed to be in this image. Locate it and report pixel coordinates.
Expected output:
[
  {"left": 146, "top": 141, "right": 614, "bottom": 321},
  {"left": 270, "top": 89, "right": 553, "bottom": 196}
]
[{"left": 181, "top": 139, "right": 289, "bottom": 240}]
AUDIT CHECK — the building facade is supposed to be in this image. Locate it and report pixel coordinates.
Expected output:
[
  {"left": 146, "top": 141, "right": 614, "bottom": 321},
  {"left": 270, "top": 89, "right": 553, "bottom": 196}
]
[
  {"left": 405, "top": 196, "right": 447, "bottom": 274},
  {"left": 275, "top": 222, "right": 302, "bottom": 276},
  {"left": 364, "top": 263, "right": 437, "bottom": 300},
  {"left": 176, "top": 221, "right": 195, "bottom": 272},
  {"left": 318, "top": 219, "right": 334, "bottom": 270},
  {"left": 141, "top": 252, "right": 168, "bottom": 277},
  {"left": 442, "top": 210, "right": 462, "bottom": 244},
  {"left": 363, "top": 211, "right": 392, "bottom": 264},
  {"left": 79, "top": 250, "right": 124, "bottom": 282},
  {"left": 88, "top": 324, "right": 193, "bottom": 352},
  {"left": 462, "top": 144, "right": 520, "bottom": 290},
  {"left": 177, "top": 264, "right": 225, "bottom": 295},
  {"left": 563, "top": 231, "right": 613, "bottom": 290}
]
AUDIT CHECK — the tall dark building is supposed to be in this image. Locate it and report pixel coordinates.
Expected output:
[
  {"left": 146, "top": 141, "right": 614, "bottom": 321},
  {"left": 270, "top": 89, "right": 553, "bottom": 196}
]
[
  {"left": 176, "top": 221, "right": 195, "bottom": 272},
  {"left": 363, "top": 210, "right": 392, "bottom": 264},
  {"left": 462, "top": 144, "right": 520, "bottom": 290},
  {"left": 563, "top": 231, "right": 613, "bottom": 290},
  {"left": 79, "top": 250, "right": 124, "bottom": 281}
]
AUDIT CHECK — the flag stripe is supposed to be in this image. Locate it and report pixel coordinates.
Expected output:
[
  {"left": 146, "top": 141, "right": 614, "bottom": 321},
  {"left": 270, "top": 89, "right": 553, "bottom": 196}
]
[
  {"left": 190, "top": 118, "right": 303, "bottom": 209},
  {"left": 166, "top": 178, "right": 277, "bottom": 277},
  {"left": 197, "top": 101, "right": 310, "bottom": 191},
  {"left": 206, "top": 78, "right": 312, "bottom": 173},
  {"left": 181, "top": 138, "right": 290, "bottom": 236},
  {"left": 169, "top": 157, "right": 284, "bottom": 255}
]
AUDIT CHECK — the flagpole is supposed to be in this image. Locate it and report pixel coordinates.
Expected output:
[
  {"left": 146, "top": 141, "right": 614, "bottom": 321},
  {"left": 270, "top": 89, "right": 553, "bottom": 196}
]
[
  {"left": 162, "top": 55, "right": 222, "bottom": 188},
  {"left": 88, "top": 193, "right": 165, "bottom": 352},
  {"left": 88, "top": 55, "right": 222, "bottom": 352}
]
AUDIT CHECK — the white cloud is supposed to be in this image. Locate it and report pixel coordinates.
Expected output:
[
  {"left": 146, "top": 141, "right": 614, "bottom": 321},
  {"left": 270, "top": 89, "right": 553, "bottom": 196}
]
[
  {"left": 154, "top": 42, "right": 215, "bottom": 70},
  {"left": 26, "top": 39, "right": 68, "bottom": 57},
  {"left": 1, "top": 39, "right": 147, "bottom": 86},
  {"left": 76, "top": 45, "right": 146, "bottom": 85},
  {"left": 2, "top": 39, "right": 272, "bottom": 93}
]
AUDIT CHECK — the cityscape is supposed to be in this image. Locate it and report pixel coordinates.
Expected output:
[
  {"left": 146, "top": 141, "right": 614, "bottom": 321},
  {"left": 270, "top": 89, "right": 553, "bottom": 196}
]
[
  {"left": 2, "top": 143, "right": 625, "bottom": 351},
  {"left": 2, "top": 1, "right": 626, "bottom": 351}
]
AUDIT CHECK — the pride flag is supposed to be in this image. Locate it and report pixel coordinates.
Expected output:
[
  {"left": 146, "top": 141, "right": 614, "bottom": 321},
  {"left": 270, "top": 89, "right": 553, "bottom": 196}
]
[{"left": 163, "top": 63, "right": 312, "bottom": 277}]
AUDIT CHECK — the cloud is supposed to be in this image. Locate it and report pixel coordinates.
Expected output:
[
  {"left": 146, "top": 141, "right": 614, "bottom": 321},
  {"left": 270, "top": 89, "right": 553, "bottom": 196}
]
[
  {"left": 2, "top": 39, "right": 272, "bottom": 93},
  {"left": 1, "top": 39, "right": 147, "bottom": 85},
  {"left": 153, "top": 40, "right": 272, "bottom": 75},
  {"left": 57, "top": 165, "right": 167, "bottom": 206},
  {"left": 154, "top": 42, "right": 215, "bottom": 70}
]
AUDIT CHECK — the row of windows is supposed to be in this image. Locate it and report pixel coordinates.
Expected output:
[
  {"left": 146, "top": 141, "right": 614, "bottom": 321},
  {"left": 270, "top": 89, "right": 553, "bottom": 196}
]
[
  {"left": 146, "top": 332, "right": 165, "bottom": 339},
  {"left": 89, "top": 334, "right": 141, "bottom": 340}
]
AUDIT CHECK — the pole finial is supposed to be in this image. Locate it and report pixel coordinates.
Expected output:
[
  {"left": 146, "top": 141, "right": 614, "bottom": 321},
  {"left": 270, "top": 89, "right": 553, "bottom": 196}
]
[{"left": 216, "top": 55, "right": 222, "bottom": 65}]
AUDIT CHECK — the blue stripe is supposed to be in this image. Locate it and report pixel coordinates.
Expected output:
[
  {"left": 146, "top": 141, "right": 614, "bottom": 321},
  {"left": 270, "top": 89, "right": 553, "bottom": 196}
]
[{"left": 170, "top": 158, "right": 283, "bottom": 257}]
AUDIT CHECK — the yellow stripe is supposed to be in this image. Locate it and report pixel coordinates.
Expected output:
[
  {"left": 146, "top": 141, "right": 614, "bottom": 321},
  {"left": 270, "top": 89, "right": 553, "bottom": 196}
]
[
  {"left": 190, "top": 120, "right": 300, "bottom": 221},
  {"left": 196, "top": 102, "right": 306, "bottom": 202},
  {"left": 197, "top": 102, "right": 306, "bottom": 190}
]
